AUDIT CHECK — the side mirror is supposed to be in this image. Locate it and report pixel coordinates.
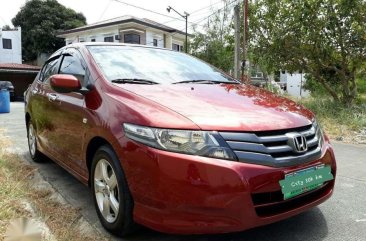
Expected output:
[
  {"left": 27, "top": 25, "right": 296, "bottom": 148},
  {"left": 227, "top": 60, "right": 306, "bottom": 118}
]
[{"left": 50, "top": 74, "right": 81, "bottom": 93}]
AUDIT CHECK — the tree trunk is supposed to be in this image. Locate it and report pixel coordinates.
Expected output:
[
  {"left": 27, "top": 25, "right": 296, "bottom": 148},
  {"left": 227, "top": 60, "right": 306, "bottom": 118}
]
[
  {"left": 312, "top": 71, "right": 341, "bottom": 102},
  {"left": 342, "top": 73, "right": 357, "bottom": 107}
]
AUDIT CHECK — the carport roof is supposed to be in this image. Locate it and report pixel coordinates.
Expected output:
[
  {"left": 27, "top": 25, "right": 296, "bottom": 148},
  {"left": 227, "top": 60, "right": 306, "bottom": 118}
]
[{"left": 0, "top": 63, "right": 41, "bottom": 74}]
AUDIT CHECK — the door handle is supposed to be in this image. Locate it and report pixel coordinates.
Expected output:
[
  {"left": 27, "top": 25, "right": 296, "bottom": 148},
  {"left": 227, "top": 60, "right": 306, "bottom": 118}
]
[{"left": 47, "top": 93, "right": 58, "bottom": 102}]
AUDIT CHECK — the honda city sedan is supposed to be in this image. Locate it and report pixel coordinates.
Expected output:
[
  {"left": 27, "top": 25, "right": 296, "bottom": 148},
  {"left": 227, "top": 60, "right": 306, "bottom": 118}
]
[{"left": 24, "top": 43, "right": 336, "bottom": 236}]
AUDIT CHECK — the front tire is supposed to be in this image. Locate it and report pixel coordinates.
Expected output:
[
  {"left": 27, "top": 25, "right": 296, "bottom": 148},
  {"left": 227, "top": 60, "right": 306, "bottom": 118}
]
[
  {"left": 91, "top": 145, "right": 137, "bottom": 236},
  {"left": 27, "top": 120, "right": 42, "bottom": 162}
]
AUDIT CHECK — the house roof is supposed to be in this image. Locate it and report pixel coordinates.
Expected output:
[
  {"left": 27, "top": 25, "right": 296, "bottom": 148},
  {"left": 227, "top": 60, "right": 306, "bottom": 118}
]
[
  {"left": 57, "top": 15, "right": 187, "bottom": 37},
  {"left": 0, "top": 63, "right": 41, "bottom": 74}
]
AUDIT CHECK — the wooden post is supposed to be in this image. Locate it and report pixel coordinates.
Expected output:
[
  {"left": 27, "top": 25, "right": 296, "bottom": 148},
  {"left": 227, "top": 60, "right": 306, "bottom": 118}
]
[{"left": 234, "top": 5, "right": 240, "bottom": 79}]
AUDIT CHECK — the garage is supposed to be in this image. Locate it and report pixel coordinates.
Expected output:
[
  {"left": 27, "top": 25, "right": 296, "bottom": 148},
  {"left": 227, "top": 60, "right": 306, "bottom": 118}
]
[{"left": 0, "top": 63, "right": 40, "bottom": 100}]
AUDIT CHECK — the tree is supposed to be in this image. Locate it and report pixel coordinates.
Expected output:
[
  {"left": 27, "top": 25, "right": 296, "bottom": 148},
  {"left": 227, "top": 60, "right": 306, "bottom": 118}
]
[
  {"left": 1, "top": 25, "right": 12, "bottom": 30},
  {"left": 249, "top": 0, "right": 366, "bottom": 106},
  {"left": 190, "top": 2, "right": 235, "bottom": 72},
  {"left": 12, "top": 0, "right": 86, "bottom": 61}
]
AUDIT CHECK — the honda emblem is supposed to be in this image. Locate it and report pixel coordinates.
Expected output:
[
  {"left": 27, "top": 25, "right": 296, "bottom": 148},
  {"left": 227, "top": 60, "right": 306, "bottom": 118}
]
[{"left": 286, "top": 132, "right": 308, "bottom": 153}]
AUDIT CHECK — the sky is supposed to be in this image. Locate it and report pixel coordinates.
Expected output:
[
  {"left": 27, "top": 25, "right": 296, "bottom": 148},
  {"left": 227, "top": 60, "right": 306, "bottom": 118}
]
[{"left": 0, "top": 0, "right": 230, "bottom": 32}]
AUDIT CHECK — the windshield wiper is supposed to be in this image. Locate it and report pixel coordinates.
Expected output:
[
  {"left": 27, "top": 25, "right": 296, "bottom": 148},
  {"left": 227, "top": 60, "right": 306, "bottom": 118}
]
[
  {"left": 111, "top": 78, "right": 159, "bottom": 85},
  {"left": 172, "top": 80, "right": 237, "bottom": 84}
]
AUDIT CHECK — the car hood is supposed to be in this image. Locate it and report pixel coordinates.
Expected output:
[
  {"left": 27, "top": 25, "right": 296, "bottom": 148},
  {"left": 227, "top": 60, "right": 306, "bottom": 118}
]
[{"left": 119, "top": 83, "right": 314, "bottom": 131}]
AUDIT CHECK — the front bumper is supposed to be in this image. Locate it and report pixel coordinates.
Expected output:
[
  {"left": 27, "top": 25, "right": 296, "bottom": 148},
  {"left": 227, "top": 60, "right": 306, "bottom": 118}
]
[{"left": 116, "top": 137, "right": 336, "bottom": 234}]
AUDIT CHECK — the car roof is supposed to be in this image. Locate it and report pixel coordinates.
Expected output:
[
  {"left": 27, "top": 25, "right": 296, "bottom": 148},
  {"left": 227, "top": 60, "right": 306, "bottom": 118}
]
[
  {"left": 65, "top": 42, "right": 173, "bottom": 52},
  {"left": 48, "top": 42, "right": 181, "bottom": 61}
]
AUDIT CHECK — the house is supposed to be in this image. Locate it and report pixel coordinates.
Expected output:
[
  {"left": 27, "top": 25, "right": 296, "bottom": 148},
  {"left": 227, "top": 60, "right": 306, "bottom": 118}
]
[
  {"left": 57, "top": 15, "right": 187, "bottom": 51},
  {"left": 0, "top": 27, "right": 22, "bottom": 64},
  {"left": 0, "top": 27, "right": 40, "bottom": 100}
]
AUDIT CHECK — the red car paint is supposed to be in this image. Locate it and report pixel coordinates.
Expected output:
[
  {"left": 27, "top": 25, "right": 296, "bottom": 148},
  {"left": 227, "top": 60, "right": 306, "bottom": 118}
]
[{"left": 25, "top": 43, "right": 336, "bottom": 234}]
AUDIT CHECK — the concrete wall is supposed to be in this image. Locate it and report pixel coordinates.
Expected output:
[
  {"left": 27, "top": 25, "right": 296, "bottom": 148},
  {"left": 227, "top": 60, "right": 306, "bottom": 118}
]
[
  {"left": 172, "top": 38, "right": 184, "bottom": 51},
  {"left": 0, "top": 27, "right": 22, "bottom": 64},
  {"left": 146, "top": 30, "right": 164, "bottom": 47},
  {"left": 281, "top": 71, "right": 310, "bottom": 97},
  {"left": 64, "top": 26, "right": 120, "bottom": 44}
]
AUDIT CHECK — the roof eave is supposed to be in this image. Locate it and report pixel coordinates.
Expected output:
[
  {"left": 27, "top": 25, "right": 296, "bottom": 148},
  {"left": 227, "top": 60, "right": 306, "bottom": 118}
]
[
  {"left": 57, "top": 18, "right": 190, "bottom": 38},
  {"left": 0, "top": 69, "right": 40, "bottom": 74}
]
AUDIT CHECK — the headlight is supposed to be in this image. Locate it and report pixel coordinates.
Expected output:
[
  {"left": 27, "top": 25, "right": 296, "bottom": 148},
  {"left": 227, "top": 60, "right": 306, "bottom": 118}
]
[{"left": 123, "top": 123, "right": 236, "bottom": 160}]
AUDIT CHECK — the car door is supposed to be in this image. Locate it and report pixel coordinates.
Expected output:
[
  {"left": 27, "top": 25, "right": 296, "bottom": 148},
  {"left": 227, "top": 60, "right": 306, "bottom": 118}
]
[
  {"left": 30, "top": 56, "right": 61, "bottom": 153},
  {"left": 45, "top": 49, "right": 88, "bottom": 174}
]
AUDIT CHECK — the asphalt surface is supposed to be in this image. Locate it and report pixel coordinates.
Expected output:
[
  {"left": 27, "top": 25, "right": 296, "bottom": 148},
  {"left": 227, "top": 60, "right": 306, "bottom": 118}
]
[{"left": 1, "top": 102, "right": 365, "bottom": 241}]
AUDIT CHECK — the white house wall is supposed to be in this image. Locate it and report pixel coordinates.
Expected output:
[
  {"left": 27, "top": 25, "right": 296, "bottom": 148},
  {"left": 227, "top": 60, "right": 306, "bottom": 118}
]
[
  {"left": 0, "top": 27, "right": 22, "bottom": 64},
  {"left": 146, "top": 30, "right": 164, "bottom": 47},
  {"left": 65, "top": 27, "right": 120, "bottom": 44},
  {"left": 61, "top": 25, "right": 185, "bottom": 51},
  {"left": 284, "top": 72, "right": 310, "bottom": 97}
]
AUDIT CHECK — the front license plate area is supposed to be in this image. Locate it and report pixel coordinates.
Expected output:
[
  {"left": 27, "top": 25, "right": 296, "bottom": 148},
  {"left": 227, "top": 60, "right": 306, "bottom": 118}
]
[{"left": 279, "top": 165, "right": 334, "bottom": 200}]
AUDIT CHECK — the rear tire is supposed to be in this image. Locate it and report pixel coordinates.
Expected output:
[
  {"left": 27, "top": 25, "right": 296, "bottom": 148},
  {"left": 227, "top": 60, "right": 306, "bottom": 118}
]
[
  {"left": 27, "top": 119, "right": 43, "bottom": 162},
  {"left": 91, "top": 145, "right": 137, "bottom": 236}
]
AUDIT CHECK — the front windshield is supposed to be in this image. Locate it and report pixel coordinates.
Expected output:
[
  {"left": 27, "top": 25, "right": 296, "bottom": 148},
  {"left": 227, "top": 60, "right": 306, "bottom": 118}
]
[{"left": 87, "top": 45, "right": 237, "bottom": 84}]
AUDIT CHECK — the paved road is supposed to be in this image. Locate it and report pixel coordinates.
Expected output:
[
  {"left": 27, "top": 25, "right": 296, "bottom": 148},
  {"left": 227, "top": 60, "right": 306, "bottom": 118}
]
[{"left": 1, "top": 102, "right": 365, "bottom": 241}]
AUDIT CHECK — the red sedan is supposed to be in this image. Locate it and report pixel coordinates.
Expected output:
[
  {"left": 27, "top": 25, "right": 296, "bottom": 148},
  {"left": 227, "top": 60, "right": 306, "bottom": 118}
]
[{"left": 24, "top": 43, "right": 336, "bottom": 236}]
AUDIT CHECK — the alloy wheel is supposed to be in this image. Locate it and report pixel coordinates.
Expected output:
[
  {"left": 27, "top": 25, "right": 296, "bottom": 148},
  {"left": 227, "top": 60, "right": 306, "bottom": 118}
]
[
  {"left": 94, "top": 159, "right": 120, "bottom": 223},
  {"left": 28, "top": 123, "right": 36, "bottom": 156}
]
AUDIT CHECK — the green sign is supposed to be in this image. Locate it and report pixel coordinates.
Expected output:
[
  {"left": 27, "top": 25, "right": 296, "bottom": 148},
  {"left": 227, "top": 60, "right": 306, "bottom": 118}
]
[{"left": 279, "top": 165, "right": 333, "bottom": 200}]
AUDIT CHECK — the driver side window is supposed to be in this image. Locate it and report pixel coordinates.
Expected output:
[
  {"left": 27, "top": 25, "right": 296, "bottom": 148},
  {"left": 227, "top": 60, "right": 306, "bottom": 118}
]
[{"left": 59, "top": 52, "right": 86, "bottom": 85}]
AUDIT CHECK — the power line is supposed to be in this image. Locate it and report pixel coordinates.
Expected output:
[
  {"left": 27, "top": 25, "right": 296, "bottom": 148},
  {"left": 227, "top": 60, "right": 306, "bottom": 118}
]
[
  {"left": 145, "top": 0, "right": 238, "bottom": 46},
  {"left": 113, "top": 0, "right": 184, "bottom": 22},
  {"left": 191, "top": 0, "right": 239, "bottom": 27},
  {"left": 98, "top": 0, "right": 113, "bottom": 21},
  {"left": 190, "top": 0, "right": 224, "bottom": 15},
  {"left": 112, "top": 0, "right": 220, "bottom": 26}
]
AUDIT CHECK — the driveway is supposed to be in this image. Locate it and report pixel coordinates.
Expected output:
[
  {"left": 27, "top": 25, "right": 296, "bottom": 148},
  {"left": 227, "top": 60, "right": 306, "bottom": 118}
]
[{"left": 1, "top": 102, "right": 365, "bottom": 241}]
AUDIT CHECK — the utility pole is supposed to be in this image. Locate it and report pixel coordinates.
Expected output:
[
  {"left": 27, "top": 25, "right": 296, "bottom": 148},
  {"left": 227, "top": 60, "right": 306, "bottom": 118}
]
[
  {"left": 234, "top": 5, "right": 240, "bottom": 79},
  {"left": 167, "top": 6, "right": 189, "bottom": 53},
  {"left": 241, "top": 0, "right": 249, "bottom": 81}
]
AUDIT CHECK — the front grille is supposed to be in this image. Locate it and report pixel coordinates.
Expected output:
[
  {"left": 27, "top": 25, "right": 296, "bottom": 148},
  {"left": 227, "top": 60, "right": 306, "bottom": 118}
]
[{"left": 219, "top": 123, "right": 323, "bottom": 167}]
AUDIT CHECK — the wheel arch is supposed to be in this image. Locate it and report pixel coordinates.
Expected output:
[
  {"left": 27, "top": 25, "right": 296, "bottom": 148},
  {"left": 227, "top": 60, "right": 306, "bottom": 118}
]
[
  {"left": 25, "top": 112, "right": 31, "bottom": 127},
  {"left": 86, "top": 136, "right": 112, "bottom": 186}
]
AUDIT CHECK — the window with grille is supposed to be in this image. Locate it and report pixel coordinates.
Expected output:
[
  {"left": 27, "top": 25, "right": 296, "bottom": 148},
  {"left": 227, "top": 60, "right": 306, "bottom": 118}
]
[
  {"left": 124, "top": 34, "right": 140, "bottom": 44},
  {"left": 2, "top": 38, "right": 12, "bottom": 49}
]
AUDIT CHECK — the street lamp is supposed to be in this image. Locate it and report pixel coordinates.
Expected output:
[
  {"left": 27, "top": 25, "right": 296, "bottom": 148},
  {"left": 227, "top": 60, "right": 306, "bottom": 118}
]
[{"left": 167, "top": 6, "right": 189, "bottom": 53}]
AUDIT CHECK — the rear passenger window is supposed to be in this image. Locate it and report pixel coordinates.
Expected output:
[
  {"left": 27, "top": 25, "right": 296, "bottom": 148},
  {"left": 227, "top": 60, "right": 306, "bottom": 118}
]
[
  {"left": 59, "top": 53, "right": 86, "bottom": 84},
  {"left": 39, "top": 58, "right": 60, "bottom": 82}
]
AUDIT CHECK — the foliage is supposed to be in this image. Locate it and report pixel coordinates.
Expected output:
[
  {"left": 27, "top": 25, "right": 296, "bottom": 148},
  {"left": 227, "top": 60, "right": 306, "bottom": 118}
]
[
  {"left": 190, "top": 1, "right": 235, "bottom": 72},
  {"left": 356, "top": 64, "right": 366, "bottom": 94},
  {"left": 1, "top": 25, "right": 12, "bottom": 30},
  {"left": 249, "top": 0, "right": 366, "bottom": 106},
  {"left": 299, "top": 97, "right": 366, "bottom": 142},
  {"left": 303, "top": 75, "right": 333, "bottom": 97},
  {"left": 12, "top": 0, "right": 86, "bottom": 61}
]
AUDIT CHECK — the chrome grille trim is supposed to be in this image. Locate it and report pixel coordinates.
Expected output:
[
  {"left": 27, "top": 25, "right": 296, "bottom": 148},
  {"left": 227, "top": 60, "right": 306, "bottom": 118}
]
[{"left": 219, "top": 124, "right": 322, "bottom": 167}]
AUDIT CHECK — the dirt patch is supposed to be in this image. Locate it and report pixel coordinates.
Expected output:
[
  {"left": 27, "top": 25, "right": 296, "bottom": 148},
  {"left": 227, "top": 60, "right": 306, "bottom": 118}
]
[{"left": 0, "top": 131, "right": 107, "bottom": 241}]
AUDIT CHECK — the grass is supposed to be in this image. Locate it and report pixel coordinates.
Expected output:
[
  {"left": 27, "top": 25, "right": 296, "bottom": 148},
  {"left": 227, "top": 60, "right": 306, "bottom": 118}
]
[
  {"left": 0, "top": 131, "right": 107, "bottom": 241},
  {"left": 0, "top": 152, "right": 33, "bottom": 236},
  {"left": 298, "top": 98, "right": 366, "bottom": 143}
]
